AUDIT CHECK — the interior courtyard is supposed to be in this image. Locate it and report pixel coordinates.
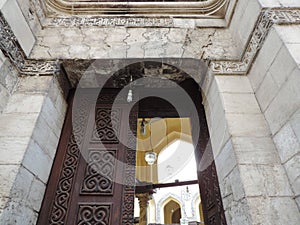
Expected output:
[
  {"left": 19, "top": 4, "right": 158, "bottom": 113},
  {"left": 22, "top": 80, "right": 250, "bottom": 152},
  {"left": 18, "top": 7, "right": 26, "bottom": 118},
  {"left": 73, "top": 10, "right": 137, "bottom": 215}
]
[{"left": 0, "top": 0, "right": 300, "bottom": 224}]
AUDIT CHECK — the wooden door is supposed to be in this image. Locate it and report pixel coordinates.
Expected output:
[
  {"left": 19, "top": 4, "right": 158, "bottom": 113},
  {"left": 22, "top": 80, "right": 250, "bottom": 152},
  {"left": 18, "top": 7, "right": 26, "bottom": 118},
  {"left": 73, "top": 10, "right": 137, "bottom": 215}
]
[{"left": 37, "top": 89, "right": 137, "bottom": 225}]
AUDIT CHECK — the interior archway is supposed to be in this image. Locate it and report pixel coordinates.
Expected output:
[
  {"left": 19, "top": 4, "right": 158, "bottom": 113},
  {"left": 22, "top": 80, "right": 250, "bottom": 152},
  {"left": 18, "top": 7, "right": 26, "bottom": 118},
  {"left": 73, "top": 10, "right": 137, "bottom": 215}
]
[{"left": 163, "top": 199, "right": 181, "bottom": 224}]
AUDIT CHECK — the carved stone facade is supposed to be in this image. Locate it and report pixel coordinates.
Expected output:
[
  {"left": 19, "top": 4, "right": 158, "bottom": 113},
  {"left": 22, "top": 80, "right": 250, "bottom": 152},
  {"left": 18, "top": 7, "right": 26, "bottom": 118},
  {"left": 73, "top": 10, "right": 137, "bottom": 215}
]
[{"left": 0, "top": 0, "right": 300, "bottom": 225}]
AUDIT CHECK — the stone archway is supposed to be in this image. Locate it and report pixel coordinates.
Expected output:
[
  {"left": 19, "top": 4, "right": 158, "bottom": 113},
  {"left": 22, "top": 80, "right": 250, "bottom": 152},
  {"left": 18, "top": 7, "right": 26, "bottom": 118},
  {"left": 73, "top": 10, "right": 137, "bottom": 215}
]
[
  {"left": 164, "top": 199, "right": 182, "bottom": 224},
  {"left": 36, "top": 58, "right": 226, "bottom": 225}
]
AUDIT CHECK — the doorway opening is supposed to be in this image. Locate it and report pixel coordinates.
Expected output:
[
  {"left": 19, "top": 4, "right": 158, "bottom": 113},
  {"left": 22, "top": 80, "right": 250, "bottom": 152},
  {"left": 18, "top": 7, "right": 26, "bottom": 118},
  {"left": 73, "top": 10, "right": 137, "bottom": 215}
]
[{"left": 134, "top": 117, "right": 204, "bottom": 224}]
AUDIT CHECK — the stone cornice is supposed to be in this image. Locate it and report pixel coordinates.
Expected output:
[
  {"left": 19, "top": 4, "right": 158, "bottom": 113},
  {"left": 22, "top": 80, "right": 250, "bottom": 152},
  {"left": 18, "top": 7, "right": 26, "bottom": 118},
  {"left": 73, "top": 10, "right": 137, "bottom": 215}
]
[
  {"left": 210, "top": 8, "right": 300, "bottom": 75},
  {"left": 44, "top": 0, "right": 228, "bottom": 17},
  {"left": 0, "top": 8, "right": 300, "bottom": 76},
  {"left": 0, "top": 12, "right": 57, "bottom": 75}
]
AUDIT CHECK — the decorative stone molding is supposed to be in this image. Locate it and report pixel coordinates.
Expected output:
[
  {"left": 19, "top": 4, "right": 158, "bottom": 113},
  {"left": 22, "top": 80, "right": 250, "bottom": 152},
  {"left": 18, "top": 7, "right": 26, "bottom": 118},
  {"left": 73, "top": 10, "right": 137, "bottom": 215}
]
[
  {"left": 1, "top": 8, "right": 300, "bottom": 76},
  {"left": 210, "top": 8, "right": 300, "bottom": 75},
  {"left": 44, "top": 0, "right": 228, "bottom": 17},
  {"left": 0, "top": 12, "right": 57, "bottom": 75},
  {"left": 46, "top": 17, "right": 175, "bottom": 28}
]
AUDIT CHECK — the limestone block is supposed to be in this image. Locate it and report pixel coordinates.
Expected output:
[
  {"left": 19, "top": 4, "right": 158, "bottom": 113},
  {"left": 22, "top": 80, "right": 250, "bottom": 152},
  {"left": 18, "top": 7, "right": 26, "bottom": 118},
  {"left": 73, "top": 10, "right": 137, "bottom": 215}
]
[
  {"left": 17, "top": 76, "right": 52, "bottom": 93},
  {"left": 248, "top": 28, "right": 283, "bottom": 91},
  {"left": 69, "top": 45, "right": 90, "bottom": 58},
  {"left": 10, "top": 166, "right": 33, "bottom": 202},
  {"left": 0, "top": 113, "right": 38, "bottom": 137},
  {"left": 275, "top": 25, "right": 300, "bottom": 44},
  {"left": 239, "top": 165, "right": 293, "bottom": 197},
  {"left": 3, "top": 93, "right": 45, "bottom": 114},
  {"left": 0, "top": 137, "right": 30, "bottom": 164},
  {"left": 26, "top": 177, "right": 45, "bottom": 211},
  {"left": 269, "top": 44, "right": 297, "bottom": 88},
  {"left": 210, "top": 106, "right": 230, "bottom": 157},
  {"left": 106, "top": 28, "right": 128, "bottom": 43},
  {"left": 286, "top": 43, "right": 300, "bottom": 67},
  {"left": 107, "top": 44, "right": 128, "bottom": 58},
  {"left": 290, "top": 108, "right": 300, "bottom": 144},
  {"left": 167, "top": 28, "right": 188, "bottom": 43},
  {"left": 0, "top": 0, "right": 7, "bottom": 9},
  {"left": 226, "top": 113, "right": 270, "bottom": 137},
  {"left": 22, "top": 139, "right": 52, "bottom": 184},
  {"left": 40, "top": 96, "right": 65, "bottom": 138},
  {"left": 257, "top": 0, "right": 281, "bottom": 7},
  {"left": 296, "top": 196, "right": 300, "bottom": 210},
  {"left": 247, "top": 196, "right": 300, "bottom": 225},
  {"left": 232, "top": 137, "right": 280, "bottom": 165},
  {"left": 226, "top": 198, "right": 252, "bottom": 225},
  {"left": 31, "top": 115, "right": 54, "bottom": 157},
  {"left": 126, "top": 43, "right": 145, "bottom": 59},
  {"left": 219, "top": 174, "right": 233, "bottom": 201},
  {"left": 215, "top": 76, "right": 253, "bottom": 93},
  {"left": 215, "top": 140, "right": 237, "bottom": 182},
  {"left": 279, "top": 0, "right": 300, "bottom": 7},
  {"left": 62, "top": 28, "right": 84, "bottom": 45},
  {"left": 284, "top": 154, "right": 300, "bottom": 195},
  {"left": 0, "top": 201, "right": 37, "bottom": 225},
  {"left": 1, "top": 0, "right": 35, "bottom": 56},
  {"left": 230, "top": 0, "right": 261, "bottom": 50},
  {"left": 0, "top": 61, "right": 18, "bottom": 94},
  {"left": 273, "top": 123, "right": 300, "bottom": 163},
  {"left": 0, "top": 83, "right": 10, "bottom": 113},
  {"left": 230, "top": 167, "right": 246, "bottom": 201},
  {"left": 0, "top": 165, "right": 19, "bottom": 197},
  {"left": 164, "top": 43, "right": 184, "bottom": 58},
  {"left": 265, "top": 68, "right": 300, "bottom": 134},
  {"left": 221, "top": 93, "right": 261, "bottom": 114},
  {"left": 256, "top": 71, "right": 279, "bottom": 112}
]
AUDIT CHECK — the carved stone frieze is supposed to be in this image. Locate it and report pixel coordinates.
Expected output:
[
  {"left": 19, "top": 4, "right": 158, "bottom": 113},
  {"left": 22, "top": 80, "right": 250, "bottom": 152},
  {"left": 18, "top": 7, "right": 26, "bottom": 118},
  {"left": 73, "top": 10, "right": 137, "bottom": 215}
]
[
  {"left": 46, "top": 17, "right": 175, "bottom": 28},
  {"left": 0, "top": 12, "right": 57, "bottom": 75},
  {"left": 44, "top": 0, "right": 228, "bottom": 18},
  {"left": 210, "top": 8, "right": 300, "bottom": 75},
  {"left": 1, "top": 8, "right": 300, "bottom": 77}
]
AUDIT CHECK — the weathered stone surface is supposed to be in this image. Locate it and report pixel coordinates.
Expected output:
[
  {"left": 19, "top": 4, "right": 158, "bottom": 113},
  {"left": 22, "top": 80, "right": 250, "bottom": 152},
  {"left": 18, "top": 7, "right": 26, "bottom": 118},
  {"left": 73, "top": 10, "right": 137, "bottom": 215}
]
[
  {"left": 248, "top": 27, "right": 283, "bottom": 91},
  {"left": 284, "top": 154, "right": 300, "bottom": 195},
  {"left": 232, "top": 137, "right": 280, "bottom": 165},
  {"left": 215, "top": 76, "right": 253, "bottom": 93},
  {"left": 247, "top": 196, "right": 300, "bottom": 225},
  {"left": 3, "top": 93, "right": 45, "bottom": 114},
  {"left": 221, "top": 93, "right": 261, "bottom": 114},
  {"left": 239, "top": 165, "right": 293, "bottom": 197},
  {"left": 269, "top": 45, "right": 297, "bottom": 88},
  {"left": 22, "top": 139, "right": 52, "bottom": 184},
  {"left": 0, "top": 137, "right": 30, "bottom": 164},
  {"left": 226, "top": 113, "right": 270, "bottom": 137},
  {"left": 256, "top": 71, "right": 279, "bottom": 112},
  {"left": 265, "top": 68, "right": 300, "bottom": 134},
  {"left": 274, "top": 123, "right": 300, "bottom": 163}
]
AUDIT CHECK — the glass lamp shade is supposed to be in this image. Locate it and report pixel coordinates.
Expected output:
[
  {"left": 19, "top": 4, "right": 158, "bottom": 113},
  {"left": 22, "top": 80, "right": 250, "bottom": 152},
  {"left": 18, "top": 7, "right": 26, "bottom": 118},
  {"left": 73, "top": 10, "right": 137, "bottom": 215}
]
[{"left": 145, "top": 152, "right": 157, "bottom": 165}]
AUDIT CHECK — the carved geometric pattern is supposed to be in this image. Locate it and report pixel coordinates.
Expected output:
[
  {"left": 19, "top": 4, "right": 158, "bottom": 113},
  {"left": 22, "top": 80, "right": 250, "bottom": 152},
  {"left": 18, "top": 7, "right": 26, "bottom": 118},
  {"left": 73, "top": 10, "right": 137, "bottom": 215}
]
[
  {"left": 76, "top": 203, "right": 111, "bottom": 225},
  {"left": 2, "top": 9, "right": 300, "bottom": 77},
  {"left": 121, "top": 104, "right": 138, "bottom": 225},
  {"left": 81, "top": 150, "right": 116, "bottom": 195},
  {"left": 49, "top": 96, "right": 90, "bottom": 224},
  {"left": 210, "top": 8, "right": 300, "bottom": 75},
  {"left": 91, "top": 108, "right": 121, "bottom": 143},
  {"left": 0, "top": 12, "right": 57, "bottom": 75}
]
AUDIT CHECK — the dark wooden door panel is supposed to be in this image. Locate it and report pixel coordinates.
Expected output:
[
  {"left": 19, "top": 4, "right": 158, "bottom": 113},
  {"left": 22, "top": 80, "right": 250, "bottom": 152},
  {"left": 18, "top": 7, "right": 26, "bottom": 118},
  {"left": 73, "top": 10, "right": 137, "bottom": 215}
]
[{"left": 37, "top": 89, "right": 137, "bottom": 225}]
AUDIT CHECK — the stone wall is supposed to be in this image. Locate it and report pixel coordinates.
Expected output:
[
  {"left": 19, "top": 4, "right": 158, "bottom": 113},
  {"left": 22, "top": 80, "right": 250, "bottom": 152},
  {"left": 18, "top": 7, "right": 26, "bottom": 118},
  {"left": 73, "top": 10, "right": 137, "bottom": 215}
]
[
  {"left": 0, "top": 73, "right": 67, "bottom": 225},
  {"left": 248, "top": 24, "right": 300, "bottom": 211},
  {"left": 0, "top": 51, "right": 18, "bottom": 113},
  {"left": 202, "top": 72, "right": 300, "bottom": 224}
]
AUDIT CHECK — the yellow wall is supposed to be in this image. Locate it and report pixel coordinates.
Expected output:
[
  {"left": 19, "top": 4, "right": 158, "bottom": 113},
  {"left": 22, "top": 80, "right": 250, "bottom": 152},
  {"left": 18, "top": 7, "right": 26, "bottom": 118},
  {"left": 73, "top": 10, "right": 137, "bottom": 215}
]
[{"left": 136, "top": 118, "right": 192, "bottom": 183}]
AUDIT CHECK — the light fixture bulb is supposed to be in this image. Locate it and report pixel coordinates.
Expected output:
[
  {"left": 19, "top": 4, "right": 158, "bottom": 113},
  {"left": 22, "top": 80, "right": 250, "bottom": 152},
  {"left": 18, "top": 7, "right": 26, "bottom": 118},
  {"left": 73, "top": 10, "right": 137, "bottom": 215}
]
[
  {"left": 127, "top": 89, "right": 133, "bottom": 103},
  {"left": 145, "top": 152, "right": 157, "bottom": 165}
]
